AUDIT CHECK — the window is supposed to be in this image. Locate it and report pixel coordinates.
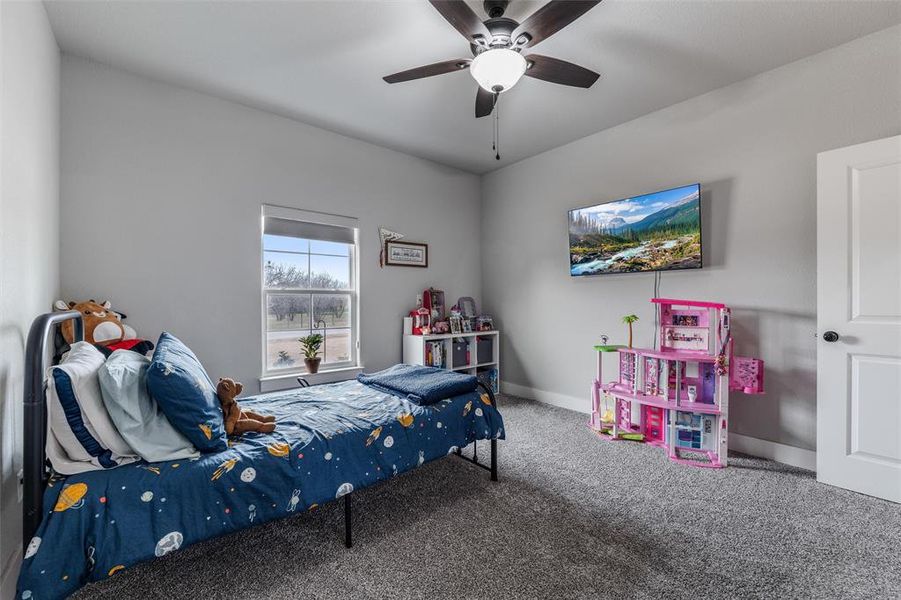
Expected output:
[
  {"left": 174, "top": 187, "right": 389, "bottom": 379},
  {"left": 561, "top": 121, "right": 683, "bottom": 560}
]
[{"left": 261, "top": 207, "right": 358, "bottom": 377}]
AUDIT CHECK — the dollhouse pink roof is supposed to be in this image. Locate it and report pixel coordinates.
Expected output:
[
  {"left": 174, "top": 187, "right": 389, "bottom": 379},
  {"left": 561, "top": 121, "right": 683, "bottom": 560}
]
[{"left": 651, "top": 297, "right": 727, "bottom": 309}]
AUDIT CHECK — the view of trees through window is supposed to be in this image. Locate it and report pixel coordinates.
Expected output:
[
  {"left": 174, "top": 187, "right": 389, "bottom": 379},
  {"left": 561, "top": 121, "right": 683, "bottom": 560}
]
[{"left": 263, "top": 234, "right": 354, "bottom": 372}]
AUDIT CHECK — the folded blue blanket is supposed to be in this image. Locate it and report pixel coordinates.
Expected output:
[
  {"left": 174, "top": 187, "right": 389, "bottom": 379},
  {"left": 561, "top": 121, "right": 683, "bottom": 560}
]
[{"left": 357, "top": 364, "right": 478, "bottom": 405}]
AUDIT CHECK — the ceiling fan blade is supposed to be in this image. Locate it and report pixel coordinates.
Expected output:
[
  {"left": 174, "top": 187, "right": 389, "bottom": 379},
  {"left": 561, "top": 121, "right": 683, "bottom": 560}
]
[
  {"left": 524, "top": 54, "right": 599, "bottom": 88},
  {"left": 512, "top": 1, "right": 602, "bottom": 49},
  {"left": 475, "top": 87, "right": 495, "bottom": 118},
  {"left": 383, "top": 59, "right": 470, "bottom": 84},
  {"left": 429, "top": 1, "right": 492, "bottom": 46}
]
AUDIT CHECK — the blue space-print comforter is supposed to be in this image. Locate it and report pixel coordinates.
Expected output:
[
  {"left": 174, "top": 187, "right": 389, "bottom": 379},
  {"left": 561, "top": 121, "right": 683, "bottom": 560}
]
[{"left": 17, "top": 380, "right": 504, "bottom": 600}]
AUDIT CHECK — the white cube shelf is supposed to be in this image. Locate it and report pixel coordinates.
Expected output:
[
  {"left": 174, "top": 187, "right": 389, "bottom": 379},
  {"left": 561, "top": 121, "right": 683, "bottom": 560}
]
[{"left": 402, "top": 331, "right": 500, "bottom": 392}]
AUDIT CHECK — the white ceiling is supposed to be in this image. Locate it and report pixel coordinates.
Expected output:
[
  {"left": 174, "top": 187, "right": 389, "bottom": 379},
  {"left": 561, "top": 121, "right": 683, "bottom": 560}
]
[{"left": 44, "top": 0, "right": 901, "bottom": 174}]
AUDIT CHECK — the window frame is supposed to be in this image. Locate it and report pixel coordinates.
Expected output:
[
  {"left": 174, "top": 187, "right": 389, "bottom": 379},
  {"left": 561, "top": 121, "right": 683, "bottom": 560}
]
[{"left": 260, "top": 205, "right": 360, "bottom": 379}]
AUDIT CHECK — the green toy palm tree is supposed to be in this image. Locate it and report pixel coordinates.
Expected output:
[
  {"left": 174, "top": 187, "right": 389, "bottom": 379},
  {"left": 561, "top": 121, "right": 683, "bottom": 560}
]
[{"left": 622, "top": 314, "right": 639, "bottom": 348}]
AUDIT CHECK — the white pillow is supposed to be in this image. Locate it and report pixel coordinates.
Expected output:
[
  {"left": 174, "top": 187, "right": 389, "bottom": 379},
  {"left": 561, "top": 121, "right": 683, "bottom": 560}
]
[
  {"left": 99, "top": 350, "right": 199, "bottom": 463},
  {"left": 46, "top": 342, "right": 139, "bottom": 474}
]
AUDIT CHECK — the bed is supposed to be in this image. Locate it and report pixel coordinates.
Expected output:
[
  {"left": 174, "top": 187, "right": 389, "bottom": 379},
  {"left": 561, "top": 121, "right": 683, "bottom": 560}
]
[{"left": 17, "top": 311, "right": 504, "bottom": 600}]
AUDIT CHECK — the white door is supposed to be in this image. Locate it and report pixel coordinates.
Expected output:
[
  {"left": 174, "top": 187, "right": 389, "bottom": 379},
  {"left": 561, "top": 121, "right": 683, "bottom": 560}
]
[{"left": 817, "top": 135, "right": 901, "bottom": 503}]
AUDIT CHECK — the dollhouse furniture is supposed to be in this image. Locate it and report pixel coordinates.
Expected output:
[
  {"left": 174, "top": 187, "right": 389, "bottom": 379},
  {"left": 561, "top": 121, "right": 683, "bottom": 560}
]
[
  {"left": 403, "top": 330, "right": 500, "bottom": 394},
  {"left": 589, "top": 341, "right": 624, "bottom": 431},
  {"left": 590, "top": 298, "right": 764, "bottom": 468}
]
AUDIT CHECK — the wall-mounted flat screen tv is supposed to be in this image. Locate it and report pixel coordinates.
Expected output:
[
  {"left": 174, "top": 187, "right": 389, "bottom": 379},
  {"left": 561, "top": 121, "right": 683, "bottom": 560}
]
[{"left": 568, "top": 183, "right": 702, "bottom": 276}]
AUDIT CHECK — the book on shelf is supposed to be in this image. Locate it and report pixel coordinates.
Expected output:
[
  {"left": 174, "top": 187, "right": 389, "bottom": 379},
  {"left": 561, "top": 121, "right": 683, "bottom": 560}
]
[{"left": 426, "top": 341, "right": 446, "bottom": 368}]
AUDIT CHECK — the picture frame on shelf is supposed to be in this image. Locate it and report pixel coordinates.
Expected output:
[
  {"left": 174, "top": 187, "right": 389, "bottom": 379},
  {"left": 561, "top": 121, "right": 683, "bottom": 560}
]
[
  {"left": 457, "top": 297, "right": 477, "bottom": 318},
  {"left": 462, "top": 319, "right": 472, "bottom": 333},
  {"left": 449, "top": 315, "right": 463, "bottom": 334},
  {"left": 385, "top": 240, "right": 428, "bottom": 268}
]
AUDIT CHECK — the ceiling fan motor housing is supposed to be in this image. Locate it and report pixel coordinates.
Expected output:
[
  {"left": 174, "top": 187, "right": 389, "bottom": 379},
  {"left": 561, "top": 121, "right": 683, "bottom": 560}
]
[
  {"left": 471, "top": 17, "right": 519, "bottom": 55},
  {"left": 483, "top": 0, "right": 509, "bottom": 19}
]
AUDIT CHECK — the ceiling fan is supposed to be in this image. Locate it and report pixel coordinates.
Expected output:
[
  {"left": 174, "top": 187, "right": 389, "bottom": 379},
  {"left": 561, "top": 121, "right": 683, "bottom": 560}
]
[{"left": 383, "top": 0, "right": 602, "bottom": 118}]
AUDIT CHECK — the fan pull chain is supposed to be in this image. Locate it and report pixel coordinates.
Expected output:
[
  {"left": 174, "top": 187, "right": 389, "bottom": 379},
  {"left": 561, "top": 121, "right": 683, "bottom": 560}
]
[
  {"left": 493, "top": 92, "right": 501, "bottom": 161},
  {"left": 491, "top": 118, "right": 495, "bottom": 156},
  {"left": 491, "top": 96, "right": 496, "bottom": 157}
]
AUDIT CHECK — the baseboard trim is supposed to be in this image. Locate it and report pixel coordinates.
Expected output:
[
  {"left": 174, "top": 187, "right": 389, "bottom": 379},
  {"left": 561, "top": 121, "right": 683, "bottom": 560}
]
[
  {"left": 728, "top": 432, "right": 816, "bottom": 471},
  {"left": 501, "top": 381, "right": 587, "bottom": 414},
  {"left": 501, "top": 381, "right": 816, "bottom": 472}
]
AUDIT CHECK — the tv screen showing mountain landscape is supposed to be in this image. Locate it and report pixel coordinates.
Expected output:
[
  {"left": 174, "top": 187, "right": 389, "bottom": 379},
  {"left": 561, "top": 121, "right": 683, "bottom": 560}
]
[{"left": 568, "top": 183, "right": 702, "bottom": 276}]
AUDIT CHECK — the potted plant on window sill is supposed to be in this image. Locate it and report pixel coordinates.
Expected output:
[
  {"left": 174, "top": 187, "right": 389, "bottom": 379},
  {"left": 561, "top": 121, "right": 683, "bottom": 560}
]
[{"left": 298, "top": 333, "right": 323, "bottom": 374}]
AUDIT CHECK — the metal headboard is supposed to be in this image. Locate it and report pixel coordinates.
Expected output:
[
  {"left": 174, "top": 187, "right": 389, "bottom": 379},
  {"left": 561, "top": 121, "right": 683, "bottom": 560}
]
[{"left": 22, "top": 310, "right": 83, "bottom": 550}]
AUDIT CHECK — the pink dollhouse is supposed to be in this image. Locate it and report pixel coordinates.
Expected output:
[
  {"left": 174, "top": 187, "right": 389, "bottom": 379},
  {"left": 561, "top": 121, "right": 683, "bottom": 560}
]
[{"left": 589, "top": 298, "right": 765, "bottom": 468}]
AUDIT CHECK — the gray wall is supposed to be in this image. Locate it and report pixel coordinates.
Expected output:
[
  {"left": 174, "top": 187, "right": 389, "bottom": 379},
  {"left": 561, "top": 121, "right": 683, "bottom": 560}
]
[
  {"left": 481, "top": 25, "right": 901, "bottom": 451},
  {"left": 60, "top": 56, "right": 482, "bottom": 393},
  {"left": 0, "top": 1, "right": 60, "bottom": 594}
]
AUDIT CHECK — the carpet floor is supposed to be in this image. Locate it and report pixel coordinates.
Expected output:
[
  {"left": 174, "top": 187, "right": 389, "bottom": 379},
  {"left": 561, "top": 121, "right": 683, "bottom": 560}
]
[{"left": 73, "top": 395, "right": 901, "bottom": 599}]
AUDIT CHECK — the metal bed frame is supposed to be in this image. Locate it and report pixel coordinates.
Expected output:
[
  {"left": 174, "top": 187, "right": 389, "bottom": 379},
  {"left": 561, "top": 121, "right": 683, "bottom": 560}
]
[{"left": 22, "top": 311, "right": 499, "bottom": 552}]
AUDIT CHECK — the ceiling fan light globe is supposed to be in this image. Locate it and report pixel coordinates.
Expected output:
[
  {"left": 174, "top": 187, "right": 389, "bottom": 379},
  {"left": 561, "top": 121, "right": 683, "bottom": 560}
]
[{"left": 470, "top": 48, "right": 527, "bottom": 93}]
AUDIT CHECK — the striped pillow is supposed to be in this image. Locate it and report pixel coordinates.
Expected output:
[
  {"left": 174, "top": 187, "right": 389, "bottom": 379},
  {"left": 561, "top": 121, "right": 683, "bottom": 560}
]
[{"left": 46, "top": 342, "right": 140, "bottom": 474}]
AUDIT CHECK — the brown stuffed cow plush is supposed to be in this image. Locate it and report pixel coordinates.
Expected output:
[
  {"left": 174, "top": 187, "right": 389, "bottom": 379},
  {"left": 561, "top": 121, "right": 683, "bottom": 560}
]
[
  {"left": 216, "top": 378, "right": 276, "bottom": 435},
  {"left": 54, "top": 299, "right": 137, "bottom": 345}
]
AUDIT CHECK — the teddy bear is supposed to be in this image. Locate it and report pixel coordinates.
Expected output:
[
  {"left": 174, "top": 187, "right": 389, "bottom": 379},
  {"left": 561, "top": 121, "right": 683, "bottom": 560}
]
[{"left": 216, "top": 378, "right": 276, "bottom": 435}]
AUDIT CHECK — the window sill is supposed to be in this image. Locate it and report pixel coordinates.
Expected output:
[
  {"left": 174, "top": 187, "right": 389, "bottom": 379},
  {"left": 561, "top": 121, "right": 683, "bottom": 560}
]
[{"left": 259, "top": 366, "right": 363, "bottom": 393}]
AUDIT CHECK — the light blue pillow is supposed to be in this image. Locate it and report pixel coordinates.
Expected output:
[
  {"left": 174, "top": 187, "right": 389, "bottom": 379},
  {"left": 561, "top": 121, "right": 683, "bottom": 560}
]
[
  {"left": 146, "top": 332, "right": 227, "bottom": 453},
  {"left": 98, "top": 350, "right": 200, "bottom": 463}
]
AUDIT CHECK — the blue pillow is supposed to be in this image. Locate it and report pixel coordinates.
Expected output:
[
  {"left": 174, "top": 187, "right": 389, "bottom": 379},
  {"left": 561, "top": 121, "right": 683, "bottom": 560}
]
[{"left": 146, "top": 332, "right": 227, "bottom": 452}]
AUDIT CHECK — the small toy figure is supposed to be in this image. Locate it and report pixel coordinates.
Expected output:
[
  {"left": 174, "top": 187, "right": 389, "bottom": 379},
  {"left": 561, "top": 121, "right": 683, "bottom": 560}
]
[
  {"left": 216, "top": 378, "right": 276, "bottom": 435},
  {"left": 622, "top": 314, "right": 639, "bottom": 348}
]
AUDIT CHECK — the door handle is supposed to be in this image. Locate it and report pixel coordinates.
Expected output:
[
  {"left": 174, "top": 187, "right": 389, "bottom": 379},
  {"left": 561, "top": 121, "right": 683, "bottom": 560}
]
[{"left": 823, "top": 331, "right": 840, "bottom": 343}]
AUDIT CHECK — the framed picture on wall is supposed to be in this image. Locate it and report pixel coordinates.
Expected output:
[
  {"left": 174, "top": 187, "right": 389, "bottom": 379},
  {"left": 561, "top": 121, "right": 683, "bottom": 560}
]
[{"left": 385, "top": 241, "right": 428, "bottom": 268}]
